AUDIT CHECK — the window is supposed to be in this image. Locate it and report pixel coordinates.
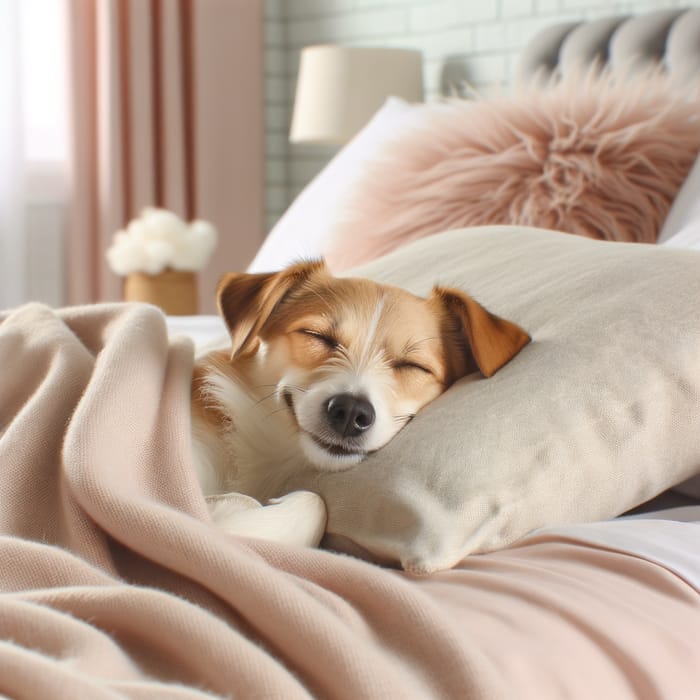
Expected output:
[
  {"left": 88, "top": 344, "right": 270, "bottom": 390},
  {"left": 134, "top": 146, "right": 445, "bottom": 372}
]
[{"left": 0, "top": 0, "right": 69, "bottom": 308}]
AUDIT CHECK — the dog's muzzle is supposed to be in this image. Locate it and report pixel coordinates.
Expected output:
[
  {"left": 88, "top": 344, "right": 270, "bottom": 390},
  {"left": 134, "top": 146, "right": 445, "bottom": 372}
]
[
  {"left": 282, "top": 387, "right": 374, "bottom": 467},
  {"left": 325, "top": 393, "right": 375, "bottom": 438}
]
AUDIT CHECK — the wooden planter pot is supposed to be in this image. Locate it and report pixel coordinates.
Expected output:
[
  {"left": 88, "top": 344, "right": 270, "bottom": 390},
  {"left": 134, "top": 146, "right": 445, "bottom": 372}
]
[{"left": 124, "top": 269, "right": 198, "bottom": 316}]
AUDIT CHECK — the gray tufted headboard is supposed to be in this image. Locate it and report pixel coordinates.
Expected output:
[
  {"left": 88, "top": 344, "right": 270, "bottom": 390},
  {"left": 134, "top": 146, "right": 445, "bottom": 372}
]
[{"left": 517, "top": 8, "right": 700, "bottom": 85}]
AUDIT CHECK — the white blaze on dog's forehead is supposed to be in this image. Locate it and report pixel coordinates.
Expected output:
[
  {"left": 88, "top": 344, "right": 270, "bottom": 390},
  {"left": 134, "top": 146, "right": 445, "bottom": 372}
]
[{"left": 359, "top": 294, "right": 386, "bottom": 367}]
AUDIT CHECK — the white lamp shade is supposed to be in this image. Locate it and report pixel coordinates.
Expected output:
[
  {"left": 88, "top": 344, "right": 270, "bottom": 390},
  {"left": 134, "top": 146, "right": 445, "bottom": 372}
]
[{"left": 290, "top": 45, "right": 424, "bottom": 145}]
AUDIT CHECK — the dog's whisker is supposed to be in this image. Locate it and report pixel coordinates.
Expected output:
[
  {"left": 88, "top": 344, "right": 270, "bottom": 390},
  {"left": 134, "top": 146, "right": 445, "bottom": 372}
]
[
  {"left": 265, "top": 406, "right": 293, "bottom": 419},
  {"left": 252, "top": 384, "right": 308, "bottom": 408},
  {"left": 285, "top": 384, "right": 308, "bottom": 394},
  {"left": 402, "top": 336, "right": 439, "bottom": 355},
  {"left": 252, "top": 390, "right": 279, "bottom": 407},
  {"left": 253, "top": 382, "right": 307, "bottom": 393}
]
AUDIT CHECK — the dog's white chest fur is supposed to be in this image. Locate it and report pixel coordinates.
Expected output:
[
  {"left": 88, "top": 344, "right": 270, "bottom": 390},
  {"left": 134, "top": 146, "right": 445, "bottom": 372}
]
[{"left": 192, "top": 350, "right": 309, "bottom": 501}]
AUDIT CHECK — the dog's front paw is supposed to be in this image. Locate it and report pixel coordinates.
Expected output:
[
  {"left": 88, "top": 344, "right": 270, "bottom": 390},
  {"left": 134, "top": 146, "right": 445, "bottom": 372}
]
[
  {"left": 266, "top": 490, "right": 327, "bottom": 547},
  {"left": 207, "top": 490, "right": 327, "bottom": 548}
]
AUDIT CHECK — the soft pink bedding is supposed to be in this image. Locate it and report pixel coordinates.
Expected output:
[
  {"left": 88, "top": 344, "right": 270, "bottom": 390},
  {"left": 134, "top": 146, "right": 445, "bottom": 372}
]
[{"left": 1, "top": 302, "right": 699, "bottom": 699}]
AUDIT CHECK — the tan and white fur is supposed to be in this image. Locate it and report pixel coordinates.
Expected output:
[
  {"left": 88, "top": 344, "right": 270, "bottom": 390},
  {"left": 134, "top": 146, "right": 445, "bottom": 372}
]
[{"left": 192, "top": 261, "right": 529, "bottom": 548}]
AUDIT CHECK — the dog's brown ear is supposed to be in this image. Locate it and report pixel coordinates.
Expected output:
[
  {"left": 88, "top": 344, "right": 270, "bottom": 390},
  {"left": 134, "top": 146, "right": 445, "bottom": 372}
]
[
  {"left": 217, "top": 260, "right": 326, "bottom": 359},
  {"left": 432, "top": 286, "right": 530, "bottom": 378}
]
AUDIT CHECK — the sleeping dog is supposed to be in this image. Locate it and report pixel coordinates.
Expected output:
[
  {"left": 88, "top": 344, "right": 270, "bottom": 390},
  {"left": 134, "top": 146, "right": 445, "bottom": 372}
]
[{"left": 191, "top": 260, "right": 529, "bottom": 547}]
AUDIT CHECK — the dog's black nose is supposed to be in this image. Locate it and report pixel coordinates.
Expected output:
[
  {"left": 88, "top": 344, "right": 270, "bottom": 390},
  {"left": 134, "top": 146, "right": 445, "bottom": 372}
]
[{"left": 325, "top": 393, "right": 375, "bottom": 437}]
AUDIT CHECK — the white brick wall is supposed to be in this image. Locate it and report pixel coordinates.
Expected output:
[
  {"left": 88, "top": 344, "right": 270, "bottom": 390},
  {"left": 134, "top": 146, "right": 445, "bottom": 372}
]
[
  {"left": 264, "top": 0, "right": 692, "bottom": 229},
  {"left": 264, "top": 0, "right": 288, "bottom": 231}
]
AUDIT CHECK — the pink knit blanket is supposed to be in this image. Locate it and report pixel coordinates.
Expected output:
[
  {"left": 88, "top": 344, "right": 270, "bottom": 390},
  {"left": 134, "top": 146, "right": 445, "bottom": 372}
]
[{"left": 1, "top": 303, "right": 698, "bottom": 699}]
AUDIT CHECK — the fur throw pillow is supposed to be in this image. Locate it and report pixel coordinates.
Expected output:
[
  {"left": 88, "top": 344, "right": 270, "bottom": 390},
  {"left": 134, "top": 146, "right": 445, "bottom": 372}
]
[{"left": 325, "top": 70, "right": 700, "bottom": 272}]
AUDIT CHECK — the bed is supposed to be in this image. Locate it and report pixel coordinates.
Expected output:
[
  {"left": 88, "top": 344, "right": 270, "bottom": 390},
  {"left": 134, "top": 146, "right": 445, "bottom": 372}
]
[{"left": 2, "top": 9, "right": 700, "bottom": 699}]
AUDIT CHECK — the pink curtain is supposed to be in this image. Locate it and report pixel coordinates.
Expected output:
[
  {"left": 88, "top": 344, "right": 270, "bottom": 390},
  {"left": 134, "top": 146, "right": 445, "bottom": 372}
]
[{"left": 66, "top": 0, "right": 264, "bottom": 313}]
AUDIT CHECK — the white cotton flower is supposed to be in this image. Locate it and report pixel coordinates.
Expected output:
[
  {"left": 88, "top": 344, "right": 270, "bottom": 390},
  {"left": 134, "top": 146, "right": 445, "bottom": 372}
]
[
  {"left": 126, "top": 219, "right": 149, "bottom": 243},
  {"left": 143, "top": 239, "right": 175, "bottom": 275},
  {"left": 171, "top": 220, "right": 218, "bottom": 270},
  {"left": 143, "top": 208, "right": 188, "bottom": 241},
  {"left": 106, "top": 231, "right": 148, "bottom": 275},
  {"left": 105, "top": 207, "right": 219, "bottom": 275},
  {"left": 191, "top": 220, "right": 217, "bottom": 251},
  {"left": 169, "top": 239, "right": 194, "bottom": 270}
]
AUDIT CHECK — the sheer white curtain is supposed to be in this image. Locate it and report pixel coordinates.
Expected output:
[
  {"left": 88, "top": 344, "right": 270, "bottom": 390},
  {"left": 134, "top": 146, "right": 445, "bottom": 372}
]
[
  {"left": 0, "top": 0, "right": 69, "bottom": 310},
  {"left": 0, "top": 1, "right": 25, "bottom": 309}
]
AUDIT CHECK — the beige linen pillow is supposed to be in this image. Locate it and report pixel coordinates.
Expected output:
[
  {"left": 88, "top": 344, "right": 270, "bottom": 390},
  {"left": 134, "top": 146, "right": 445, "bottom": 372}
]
[{"left": 281, "top": 226, "right": 700, "bottom": 573}]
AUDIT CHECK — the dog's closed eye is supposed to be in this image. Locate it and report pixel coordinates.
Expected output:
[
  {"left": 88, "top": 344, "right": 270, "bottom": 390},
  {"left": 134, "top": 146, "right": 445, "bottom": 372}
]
[
  {"left": 391, "top": 359, "right": 433, "bottom": 375},
  {"left": 297, "top": 329, "right": 339, "bottom": 350}
]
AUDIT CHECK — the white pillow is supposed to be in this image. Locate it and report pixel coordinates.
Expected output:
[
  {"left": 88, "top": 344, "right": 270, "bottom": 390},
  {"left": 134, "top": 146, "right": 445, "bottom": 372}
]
[
  {"left": 658, "top": 151, "right": 700, "bottom": 247},
  {"left": 659, "top": 225, "right": 700, "bottom": 251},
  {"left": 165, "top": 315, "right": 227, "bottom": 354},
  {"left": 653, "top": 156, "right": 700, "bottom": 502},
  {"left": 279, "top": 226, "right": 700, "bottom": 573},
  {"left": 248, "top": 97, "right": 421, "bottom": 273}
]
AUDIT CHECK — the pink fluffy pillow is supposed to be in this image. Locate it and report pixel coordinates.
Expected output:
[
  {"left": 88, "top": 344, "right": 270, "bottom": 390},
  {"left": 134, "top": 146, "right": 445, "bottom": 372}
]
[{"left": 324, "top": 70, "right": 700, "bottom": 272}]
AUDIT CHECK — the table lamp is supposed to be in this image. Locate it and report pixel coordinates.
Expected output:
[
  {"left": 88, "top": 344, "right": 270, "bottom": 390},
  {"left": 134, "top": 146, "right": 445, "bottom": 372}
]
[{"left": 290, "top": 45, "right": 424, "bottom": 145}]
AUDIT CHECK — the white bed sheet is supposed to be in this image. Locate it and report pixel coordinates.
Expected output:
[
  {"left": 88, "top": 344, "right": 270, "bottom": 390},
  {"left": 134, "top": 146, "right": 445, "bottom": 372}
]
[
  {"left": 529, "top": 507, "right": 700, "bottom": 591},
  {"left": 166, "top": 314, "right": 227, "bottom": 354}
]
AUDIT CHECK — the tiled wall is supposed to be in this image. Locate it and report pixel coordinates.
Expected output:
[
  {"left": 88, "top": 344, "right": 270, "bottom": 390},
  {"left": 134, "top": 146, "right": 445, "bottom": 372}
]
[
  {"left": 264, "top": 0, "right": 289, "bottom": 231},
  {"left": 264, "top": 0, "right": 690, "bottom": 229}
]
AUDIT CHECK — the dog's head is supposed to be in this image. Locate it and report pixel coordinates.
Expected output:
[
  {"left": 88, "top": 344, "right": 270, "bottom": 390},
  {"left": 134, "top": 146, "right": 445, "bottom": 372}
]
[{"left": 217, "top": 260, "right": 529, "bottom": 472}]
